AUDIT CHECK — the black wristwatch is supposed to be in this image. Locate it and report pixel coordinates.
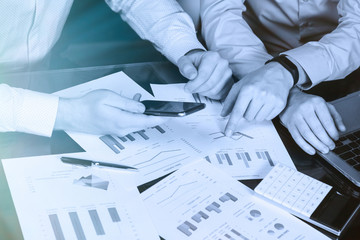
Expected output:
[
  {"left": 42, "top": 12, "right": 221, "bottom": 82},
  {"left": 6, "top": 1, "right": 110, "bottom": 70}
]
[{"left": 265, "top": 55, "right": 299, "bottom": 86}]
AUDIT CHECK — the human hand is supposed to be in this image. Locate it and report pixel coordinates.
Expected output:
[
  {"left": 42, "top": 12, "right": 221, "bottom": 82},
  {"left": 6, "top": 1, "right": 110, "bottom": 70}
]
[
  {"left": 177, "top": 50, "right": 233, "bottom": 100},
  {"left": 221, "top": 62, "right": 293, "bottom": 136},
  {"left": 279, "top": 88, "right": 346, "bottom": 155},
  {"left": 54, "top": 90, "right": 167, "bottom": 136}
]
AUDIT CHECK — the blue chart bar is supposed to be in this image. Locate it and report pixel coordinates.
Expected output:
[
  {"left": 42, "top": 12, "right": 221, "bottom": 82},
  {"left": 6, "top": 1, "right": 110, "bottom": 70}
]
[
  {"left": 264, "top": 151, "right": 274, "bottom": 166},
  {"left": 206, "top": 202, "right": 221, "bottom": 213},
  {"left": 191, "top": 211, "right": 209, "bottom": 223},
  {"left": 153, "top": 125, "right": 166, "bottom": 134},
  {"left": 216, "top": 154, "right": 223, "bottom": 164},
  {"left": 240, "top": 153, "right": 249, "bottom": 168},
  {"left": 108, "top": 207, "right": 121, "bottom": 223},
  {"left": 219, "top": 192, "right": 238, "bottom": 203},
  {"left": 177, "top": 221, "right": 197, "bottom": 236},
  {"left": 225, "top": 233, "right": 236, "bottom": 240},
  {"left": 257, "top": 151, "right": 274, "bottom": 167},
  {"left": 118, "top": 136, "right": 127, "bottom": 142},
  {"left": 231, "top": 229, "right": 249, "bottom": 240},
  {"left": 125, "top": 134, "right": 135, "bottom": 141},
  {"left": 100, "top": 135, "right": 124, "bottom": 154},
  {"left": 69, "top": 212, "right": 86, "bottom": 240},
  {"left": 205, "top": 156, "right": 211, "bottom": 163},
  {"left": 224, "top": 153, "right": 233, "bottom": 166},
  {"left": 245, "top": 152, "right": 251, "bottom": 161},
  {"left": 236, "top": 153, "right": 249, "bottom": 168},
  {"left": 49, "top": 214, "right": 65, "bottom": 240},
  {"left": 135, "top": 130, "right": 149, "bottom": 140},
  {"left": 89, "top": 210, "right": 105, "bottom": 236}
]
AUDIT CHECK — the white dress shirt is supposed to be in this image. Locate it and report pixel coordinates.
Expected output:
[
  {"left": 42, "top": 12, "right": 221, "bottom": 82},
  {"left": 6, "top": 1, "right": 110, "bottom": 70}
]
[
  {"left": 0, "top": 0, "right": 204, "bottom": 136},
  {"left": 200, "top": 0, "right": 360, "bottom": 88}
]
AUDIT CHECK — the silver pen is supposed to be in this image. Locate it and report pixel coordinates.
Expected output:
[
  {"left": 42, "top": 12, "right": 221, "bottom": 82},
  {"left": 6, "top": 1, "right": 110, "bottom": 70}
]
[{"left": 60, "top": 157, "right": 138, "bottom": 171}]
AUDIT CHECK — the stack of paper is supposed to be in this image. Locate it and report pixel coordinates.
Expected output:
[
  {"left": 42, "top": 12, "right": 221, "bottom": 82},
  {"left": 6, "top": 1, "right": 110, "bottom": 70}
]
[{"left": 1, "top": 71, "right": 331, "bottom": 240}]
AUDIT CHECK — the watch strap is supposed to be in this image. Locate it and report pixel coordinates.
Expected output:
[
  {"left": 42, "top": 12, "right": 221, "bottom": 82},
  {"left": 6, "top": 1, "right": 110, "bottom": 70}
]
[{"left": 265, "top": 55, "right": 299, "bottom": 86}]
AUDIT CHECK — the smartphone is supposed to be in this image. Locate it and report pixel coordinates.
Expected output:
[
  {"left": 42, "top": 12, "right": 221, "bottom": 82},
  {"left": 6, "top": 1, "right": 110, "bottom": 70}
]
[{"left": 142, "top": 100, "right": 205, "bottom": 117}]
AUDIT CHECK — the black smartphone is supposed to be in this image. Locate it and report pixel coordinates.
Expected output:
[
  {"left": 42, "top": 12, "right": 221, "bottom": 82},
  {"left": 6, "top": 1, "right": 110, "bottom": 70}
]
[{"left": 142, "top": 100, "right": 205, "bottom": 117}]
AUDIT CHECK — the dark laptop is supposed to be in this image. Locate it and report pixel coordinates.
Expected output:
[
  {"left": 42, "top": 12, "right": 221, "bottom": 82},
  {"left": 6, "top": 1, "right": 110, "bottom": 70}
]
[{"left": 318, "top": 91, "right": 360, "bottom": 187}]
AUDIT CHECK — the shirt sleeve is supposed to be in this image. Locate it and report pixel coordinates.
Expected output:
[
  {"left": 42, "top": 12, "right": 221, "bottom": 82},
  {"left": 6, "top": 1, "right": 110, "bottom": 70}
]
[
  {"left": 0, "top": 84, "right": 59, "bottom": 137},
  {"left": 284, "top": 0, "right": 360, "bottom": 88},
  {"left": 104, "top": 0, "right": 206, "bottom": 64},
  {"left": 200, "top": 0, "right": 272, "bottom": 79}
]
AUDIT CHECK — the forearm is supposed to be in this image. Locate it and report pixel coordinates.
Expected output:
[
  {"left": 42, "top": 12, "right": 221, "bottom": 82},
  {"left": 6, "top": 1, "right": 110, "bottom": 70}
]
[
  {"left": 200, "top": 0, "right": 272, "bottom": 79},
  {"left": 105, "top": 0, "right": 205, "bottom": 64},
  {"left": 284, "top": 0, "right": 360, "bottom": 88},
  {"left": 0, "top": 84, "right": 58, "bottom": 137}
]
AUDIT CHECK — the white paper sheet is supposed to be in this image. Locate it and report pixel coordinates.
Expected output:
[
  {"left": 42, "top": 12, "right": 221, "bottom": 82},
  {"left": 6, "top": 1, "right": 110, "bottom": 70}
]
[
  {"left": 54, "top": 72, "right": 210, "bottom": 186},
  {"left": 151, "top": 83, "right": 295, "bottom": 179},
  {"left": 141, "top": 160, "right": 330, "bottom": 240},
  {"left": 2, "top": 153, "right": 160, "bottom": 240}
]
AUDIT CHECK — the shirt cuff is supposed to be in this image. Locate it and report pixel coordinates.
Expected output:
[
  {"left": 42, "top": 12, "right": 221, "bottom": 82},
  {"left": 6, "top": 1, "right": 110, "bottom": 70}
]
[
  {"left": 161, "top": 37, "right": 206, "bottom": 64},
  {"left": 283, "top": 44, "right": 330, "bottom": 89},
  {"left": 15, "top": 88, "right": 59, "bottom": 137},
  {"left": 282, "top": 55, "right": 312, "bottom": 90}
]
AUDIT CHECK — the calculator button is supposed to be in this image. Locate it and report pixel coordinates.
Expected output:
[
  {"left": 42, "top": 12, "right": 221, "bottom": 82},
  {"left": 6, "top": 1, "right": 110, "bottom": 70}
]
[{"left": 255, "top": 163, "right": 332, "bottom": 219}]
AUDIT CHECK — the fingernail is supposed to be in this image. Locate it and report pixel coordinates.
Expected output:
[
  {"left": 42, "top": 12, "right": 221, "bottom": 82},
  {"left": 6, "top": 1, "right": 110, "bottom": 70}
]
[
  {"left": 329, "top": 144, "right": 335, "bottom": 150},
  {"left": 308, "top": 149, "right": 316, "bottom": 155},
  {"left": 188, "top": 72, "right": 197, "bottom": 80},
  {"left": 322, "top": 148, "right": 329, "bottom": 154},
  {"left": 225, "top": 129, "right": 233, "bottom": 137},
  {"left": 137, "top": 104, "right": 145, "bottom": 113},
  {"left": 340, "top": 125, "right": 346, "bottom": 132}
]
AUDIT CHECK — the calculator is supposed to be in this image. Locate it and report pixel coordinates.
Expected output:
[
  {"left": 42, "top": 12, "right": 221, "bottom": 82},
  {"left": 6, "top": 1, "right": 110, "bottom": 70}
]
[{"left": 255, "top": 163, "right": 360, "bottom": 236}]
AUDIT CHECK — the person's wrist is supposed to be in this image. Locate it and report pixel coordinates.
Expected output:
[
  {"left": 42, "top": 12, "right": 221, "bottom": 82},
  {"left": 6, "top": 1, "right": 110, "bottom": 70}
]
[
  {"left": 184, "top": 48, "right": 206, "bottom": 56},
  {"left": 265, "top": 55, "right": 299, "bottom": 88},
  {"left": 54, "top": 97, "right": 73, "bottom": 131},
  {"left": 265, "top": 61, "right": 294, "bottom": 90}
]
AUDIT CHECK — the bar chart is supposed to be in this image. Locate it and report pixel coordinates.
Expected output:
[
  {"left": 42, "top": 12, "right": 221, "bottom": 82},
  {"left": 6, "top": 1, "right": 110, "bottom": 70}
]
[
  {"left": 141, "top": 160, "right": 329, "bottom": 240},
  {"left": 99, "top": 125, "right": 167, "bottom": 154},
  {"left": 3, "top": 154, "right": 160, "bottom": 240},
  {"left": 47, "top": 205, "right": 133, "bottom": 240},
  {"left": 68, "top": 122, "right": 209, "bottom": 186},
  {"left": 204, "top": 149, "right": 292, "bottom": 180},
  {"left": 177, "top": 192, "right": 238, "bottom": 236}
]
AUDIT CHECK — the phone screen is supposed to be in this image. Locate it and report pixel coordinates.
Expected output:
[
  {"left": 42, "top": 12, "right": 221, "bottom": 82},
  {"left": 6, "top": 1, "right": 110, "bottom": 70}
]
[{"left": 142, "top": 100, "right": 205, "bottom": 117}]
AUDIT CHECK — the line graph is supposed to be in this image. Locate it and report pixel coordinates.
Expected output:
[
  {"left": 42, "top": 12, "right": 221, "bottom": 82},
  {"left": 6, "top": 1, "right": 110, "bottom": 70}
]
[
  {"left": 209, "top": 131, "right": 253, "bottom": 141},
  {"left": 133, "top": 149, "right": 182, "bottom": 167},
  {"left": 157, "top": 181, "right": 198, "bottom": 205}
]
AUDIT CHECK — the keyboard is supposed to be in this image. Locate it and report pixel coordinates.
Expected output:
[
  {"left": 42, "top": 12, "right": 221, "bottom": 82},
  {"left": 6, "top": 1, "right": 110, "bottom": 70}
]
[
  {"left": 255, "top": 163, "right": 332, "bottom": 218},
  {"left": 333, "top": 130, "right": 360, "bottom": 171}
]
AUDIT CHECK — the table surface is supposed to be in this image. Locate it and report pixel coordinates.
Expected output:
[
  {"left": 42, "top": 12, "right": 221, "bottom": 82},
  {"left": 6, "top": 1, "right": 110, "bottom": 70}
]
[{"left": 0, "top": 62, "right": 359, "bottom": 240}]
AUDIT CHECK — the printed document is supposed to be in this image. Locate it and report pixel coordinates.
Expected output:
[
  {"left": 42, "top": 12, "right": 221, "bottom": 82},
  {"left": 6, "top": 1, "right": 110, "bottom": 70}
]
[
  {"left": 141, "top": 159, "right": 330, "bottom": 240},
  {"left": 2, "top": 153, "right": 160, "bottom": 240},
  {"left": 54, "top": 72, "right": 210, "bottom": 186},
  {"left": 151, "top": 83, "right": 295, "bottom": 179}
]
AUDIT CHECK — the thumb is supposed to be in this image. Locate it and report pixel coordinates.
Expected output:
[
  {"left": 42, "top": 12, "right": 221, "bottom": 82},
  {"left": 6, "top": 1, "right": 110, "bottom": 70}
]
[{"left": 177, "top": 56, "right": 198, "bottom": 80}]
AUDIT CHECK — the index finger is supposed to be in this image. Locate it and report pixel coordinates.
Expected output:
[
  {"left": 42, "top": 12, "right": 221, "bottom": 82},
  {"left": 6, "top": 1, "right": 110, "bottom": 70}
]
[{"left": 224, "top": 91, "right": 252, "bottom": 136}]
